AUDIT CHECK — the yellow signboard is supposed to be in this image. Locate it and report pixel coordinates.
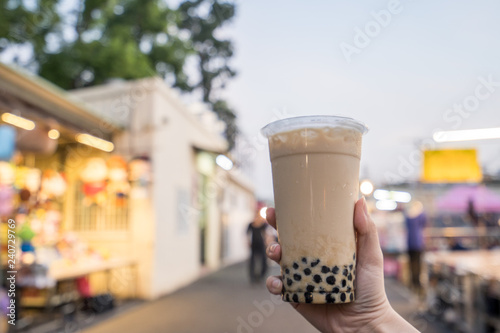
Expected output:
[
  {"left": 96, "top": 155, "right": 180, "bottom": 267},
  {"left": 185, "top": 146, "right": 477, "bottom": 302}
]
[{"left": 421, "top": 149, "right": 482, "bottom": 183}]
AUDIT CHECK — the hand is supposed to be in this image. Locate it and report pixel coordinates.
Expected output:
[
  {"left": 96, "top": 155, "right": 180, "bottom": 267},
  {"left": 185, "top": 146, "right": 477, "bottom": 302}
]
[{"left": 265, "top": 198, "right": 419, "bottom": 333}]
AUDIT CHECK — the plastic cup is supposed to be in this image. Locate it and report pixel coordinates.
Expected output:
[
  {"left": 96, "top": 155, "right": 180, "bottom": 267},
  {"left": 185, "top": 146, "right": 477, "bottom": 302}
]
[{"left": 261, "top": 115, "right": 368, "bottom": 304}]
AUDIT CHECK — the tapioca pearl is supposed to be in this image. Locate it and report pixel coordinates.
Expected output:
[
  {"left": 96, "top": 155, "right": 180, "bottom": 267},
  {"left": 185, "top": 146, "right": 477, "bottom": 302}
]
[
  {"left": 326, "top": 275, "right": 336, "bottom": 285},
  {"left": 350, "top": 293, "right": 354, "bottom": 301},
  {"left": 341, "top": 293, "right": 346, "bottom": 302},
  {"left": 353, "top": 253, "right": 356, "bottom": 260},
  {"left": 343, "top": 268, "right": 349, "bottom": 276},
  {"left": 342, "top": 279, "right": 347, "bottom": 288},
  {"left": 311, "top": 259, "right": 320, "bottom": 267},
  {"left": 302, "top": 257, "right": 308, "bottom": 264},
  {"left": 293, "top": 274, "right": 302, "bottom": 281},
  {"left": 286, "top": 293, "right": 291, "bottom": 302},
  {"left": 349, "top": 264, "right": 354, "bottom": 271},
  {"left": 285, "top": 268, "right": 290, "bottom": 274},
  {"left": 306, "top": 285, "right": 315, "bottom": 292},
  {"left": 287, "top": 278, "right": 293, "bottom": 286},
  {"left": 325, "top": 294, "right": 335, "bottom": 303},
  {"left": 293, "top": 263, "right": 299, "bottom": 269},
  {"left": 321, "top": 266, "right": 330, "bottom": 274},
  {"left": 304, "top": 268, "right": 312, "bottom": 276},
  {"left": 292, "top": 294, "right": 299, "bottom": 303},
  {"left": 348, "top": 273, "right": 353, "bottom": 281},
  {"left": 346, "top": 287, "right": 352, "bottom": 293},
  {"left": 332, "top": 266, "right": 339, "bottom": 274},
  {"left": 332, "top": 287, "right": 340, "bottom": 294},
  {"left": 304, "top": 292, "right": 313, "bottom": 303},
  {"left": 313, "top": 275, "right": 322, "bottom": 283}
]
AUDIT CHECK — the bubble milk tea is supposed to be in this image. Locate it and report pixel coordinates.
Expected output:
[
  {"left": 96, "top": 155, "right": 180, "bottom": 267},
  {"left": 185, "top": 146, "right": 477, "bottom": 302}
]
[{"left": 261, "top": 116, "right": 368, "bottom": 304}]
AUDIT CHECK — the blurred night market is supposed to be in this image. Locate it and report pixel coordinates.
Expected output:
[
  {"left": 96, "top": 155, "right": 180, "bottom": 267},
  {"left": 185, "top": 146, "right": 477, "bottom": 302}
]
[{"left": 2, "top": 1, "right": 500, "bottom": 333}]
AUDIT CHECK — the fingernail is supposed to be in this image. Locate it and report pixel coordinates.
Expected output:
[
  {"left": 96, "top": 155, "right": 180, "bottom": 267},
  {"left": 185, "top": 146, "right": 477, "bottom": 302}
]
[
  {"left": 269, "top": 243, "right": 277, "bottom": 254},
  {"left": 362, "top": 196, "right": 368, "bottom": 216},
  {"left": 272, "top": 279, "right": 282, "bottom": 290}
]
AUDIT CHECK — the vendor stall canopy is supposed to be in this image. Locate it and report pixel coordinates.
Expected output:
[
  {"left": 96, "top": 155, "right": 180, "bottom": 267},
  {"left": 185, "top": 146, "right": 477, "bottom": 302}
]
[
  {"left": 436, "top": 185, "right": 500, "bottom": 213},
  {"left": 0, "top": 62, "right": 121, "bottom": 155}
]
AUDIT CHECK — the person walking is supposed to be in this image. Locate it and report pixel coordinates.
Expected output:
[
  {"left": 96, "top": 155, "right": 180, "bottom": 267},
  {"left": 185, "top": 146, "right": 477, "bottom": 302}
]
[
  {"left": 405, "top": 200, "right": 426, "bottom": 294},
  {"left": 247, "top": 202, "right": 269, "bottom": 284}
]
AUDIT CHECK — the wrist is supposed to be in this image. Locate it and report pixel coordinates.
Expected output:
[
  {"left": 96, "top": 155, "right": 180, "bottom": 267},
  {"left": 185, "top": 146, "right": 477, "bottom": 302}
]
[{"left": 369, "top": 306, "right": 419, "bottom": 333}]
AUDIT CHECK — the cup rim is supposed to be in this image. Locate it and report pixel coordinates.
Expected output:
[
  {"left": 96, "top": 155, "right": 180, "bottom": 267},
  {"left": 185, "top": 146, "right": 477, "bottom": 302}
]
[{"left": 260, "top": 115, "right": 369, "bottom": 138}]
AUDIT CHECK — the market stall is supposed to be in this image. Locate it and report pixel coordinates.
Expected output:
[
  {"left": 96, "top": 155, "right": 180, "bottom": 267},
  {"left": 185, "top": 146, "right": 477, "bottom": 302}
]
[
  {"left": 425, "top": 250, "right": 500, "bottom": 333},
  {"left": 0, "top": 63, "right": 140, "bottom": 330}
]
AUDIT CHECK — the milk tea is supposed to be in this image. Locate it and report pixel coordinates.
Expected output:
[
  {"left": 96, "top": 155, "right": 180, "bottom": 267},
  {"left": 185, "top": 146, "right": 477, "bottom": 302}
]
[{"left": 263, "top": 118, "right": 366, "bottom": 304}]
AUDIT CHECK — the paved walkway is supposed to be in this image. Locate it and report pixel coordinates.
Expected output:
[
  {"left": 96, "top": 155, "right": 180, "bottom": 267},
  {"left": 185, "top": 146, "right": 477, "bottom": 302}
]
[{"left": 77, "top": 262, "right": 453, "bottom": 333}]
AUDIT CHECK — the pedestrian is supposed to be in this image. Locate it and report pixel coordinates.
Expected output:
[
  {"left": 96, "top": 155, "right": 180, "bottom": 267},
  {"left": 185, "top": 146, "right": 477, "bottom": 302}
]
[
  {"left": 405, "top": 200, "right": 426, "bottom": 294},
  {"left": 247, "top": 202, "right": 269, "bottom": 284},
  {"left": 265, "top": 198, "right": 419, "bottom": 332}
]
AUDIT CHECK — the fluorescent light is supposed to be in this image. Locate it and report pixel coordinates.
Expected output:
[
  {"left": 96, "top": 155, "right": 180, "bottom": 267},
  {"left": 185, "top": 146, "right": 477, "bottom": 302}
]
[
  {"left": 1, "top": 112, "right": 35, "bottom": 131},
  {"left": 216, "top": 154, "right": 233, "bottom": 171},
  {"left": 48, "top": 129, "right": 60, "bottom": 140},
  {"left": 76, "top": 133, "right": 114, "bottom": 152},
  {"left": 259, "top": 207, "right": 267, "bottom": 219},
  {"left": 376, "top": 200, "right": 398, "bottom": 211},
  {"left": 374, "top": 189, "right": 411, "bottom": 203},
  {"left": 433, "top": 127, "right": 500, "bottom": 143},
  {"left": 360, "top": 180, "right": 374, "bottom": 196}
]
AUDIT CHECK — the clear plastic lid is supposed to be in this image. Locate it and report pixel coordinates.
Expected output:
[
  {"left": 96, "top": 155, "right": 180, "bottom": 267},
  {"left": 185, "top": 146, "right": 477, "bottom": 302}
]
[{"left": 261, "top": 115, "right": 369, "bottom": 138}]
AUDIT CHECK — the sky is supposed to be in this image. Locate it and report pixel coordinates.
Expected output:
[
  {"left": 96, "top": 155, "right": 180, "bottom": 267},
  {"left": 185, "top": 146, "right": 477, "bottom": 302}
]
[
  {"left": 217, "top": 0, "right": 500, "bottom": 200},
  {"left": 2, "top": 0, "right": 500, "bottom": 201}
]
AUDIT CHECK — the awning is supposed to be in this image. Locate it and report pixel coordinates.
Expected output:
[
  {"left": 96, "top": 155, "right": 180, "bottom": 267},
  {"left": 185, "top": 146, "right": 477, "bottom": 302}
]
[{"left": 0, "top": 62, "right": 121, "bottom": 141}]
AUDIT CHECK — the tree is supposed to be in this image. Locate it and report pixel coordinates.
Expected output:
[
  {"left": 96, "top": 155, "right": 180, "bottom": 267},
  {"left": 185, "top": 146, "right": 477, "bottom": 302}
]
[
  {"left": 177, "top": 1, "right": 238, "bottom": 149},
  {"left": 0, "top": 0, "right": 238, "bottom": 149}
]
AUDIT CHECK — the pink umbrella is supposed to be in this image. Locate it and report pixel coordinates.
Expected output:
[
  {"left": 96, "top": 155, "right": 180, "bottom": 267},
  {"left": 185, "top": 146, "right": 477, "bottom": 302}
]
[{"left": 436, "top": 185, "right": 500, "bottom": 213}]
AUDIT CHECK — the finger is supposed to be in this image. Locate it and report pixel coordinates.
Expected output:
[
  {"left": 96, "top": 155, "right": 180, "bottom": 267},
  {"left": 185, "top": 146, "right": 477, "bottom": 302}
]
[
  {"left": 266, "top": 207, "right": 276, "bottom": 229},
  {"left": 266, "top": 242, "right": 281, "bottom": 263},
  {"left": 266, "top": 275, "right": 283, "bottom": 295},
  {"left": 354, "top": 197, "right": 383, "bottom": 267}
]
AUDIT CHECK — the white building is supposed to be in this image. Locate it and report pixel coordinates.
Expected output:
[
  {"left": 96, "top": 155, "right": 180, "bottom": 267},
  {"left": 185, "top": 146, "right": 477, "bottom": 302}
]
[{"left": 71, "top": 78, "right": 255, "bottom": 299}]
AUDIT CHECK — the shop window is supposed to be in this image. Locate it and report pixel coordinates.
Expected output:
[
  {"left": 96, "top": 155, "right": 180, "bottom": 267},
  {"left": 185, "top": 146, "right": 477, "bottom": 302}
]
[{"left": 73, "top": 181, "right": 129, "bottom": 231}]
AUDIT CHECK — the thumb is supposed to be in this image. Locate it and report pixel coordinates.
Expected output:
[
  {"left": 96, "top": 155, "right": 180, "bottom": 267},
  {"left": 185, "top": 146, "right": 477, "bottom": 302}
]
[{"left": 354, "top": 197, "right": 383, "bottom": 269}]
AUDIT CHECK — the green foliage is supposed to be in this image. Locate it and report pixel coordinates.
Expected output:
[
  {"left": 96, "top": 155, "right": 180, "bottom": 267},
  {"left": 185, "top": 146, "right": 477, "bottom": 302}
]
[{"left": 0, "top": 0, "right": 239, "bottom": 150}]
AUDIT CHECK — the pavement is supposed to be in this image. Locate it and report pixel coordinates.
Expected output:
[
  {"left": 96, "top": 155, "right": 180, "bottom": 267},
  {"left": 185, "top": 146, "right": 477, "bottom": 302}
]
[{"left": 72, "top": 261, "right": 457, "bottom": 333}]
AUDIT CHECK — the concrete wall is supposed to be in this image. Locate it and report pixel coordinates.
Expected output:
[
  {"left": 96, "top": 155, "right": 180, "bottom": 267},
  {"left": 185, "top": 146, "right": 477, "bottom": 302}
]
[{"left": 71, "top": 78, "right": 254, "bottom": 299}]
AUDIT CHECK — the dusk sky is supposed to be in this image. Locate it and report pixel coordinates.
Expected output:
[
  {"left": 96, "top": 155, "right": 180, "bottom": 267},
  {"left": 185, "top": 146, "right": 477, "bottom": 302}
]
[{"left": 218, "top": 0, "right": 500, "bottom": 199}]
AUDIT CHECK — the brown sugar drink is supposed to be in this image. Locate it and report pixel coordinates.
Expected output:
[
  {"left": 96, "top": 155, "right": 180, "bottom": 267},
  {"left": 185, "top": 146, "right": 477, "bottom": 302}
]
[{"left": 261, "top": 116, "right": 367, "bottom": 304}]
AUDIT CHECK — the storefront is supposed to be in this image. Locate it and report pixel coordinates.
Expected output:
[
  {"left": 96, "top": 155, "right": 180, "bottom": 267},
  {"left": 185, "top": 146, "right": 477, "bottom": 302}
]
[
  {"left": 0, "top": 63, "right": 139, "bottom": 330},
  {"left": 71, "top": 78, "right": 256, "bottom": 299}
]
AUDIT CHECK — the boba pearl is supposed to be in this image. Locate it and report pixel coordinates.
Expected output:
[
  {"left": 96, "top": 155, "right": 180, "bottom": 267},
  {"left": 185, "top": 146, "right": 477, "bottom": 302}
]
[
  {"left": 325, "top": 294, "right": 335, "bottom": 303},
  {"left": 311, "top": 259, "right": 320, "bottom": 267},
  {"left": 280, "top": 253, "right": 357, "bottom": 304}
]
